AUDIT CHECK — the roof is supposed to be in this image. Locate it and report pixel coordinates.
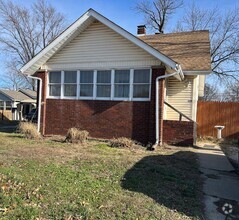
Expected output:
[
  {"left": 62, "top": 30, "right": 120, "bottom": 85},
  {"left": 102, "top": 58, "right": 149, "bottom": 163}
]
[
  {"left": 140, "top": 30, "right": 211, "bottom": 71},
  {"left": 0, "top": 89, "right": 32, "bottom": 101},
  {"left": 20, "top": 9, "right": 178, "bottom": 75},
  {"left": 19, "top": 89, "right": 37, "bottom": 99}
]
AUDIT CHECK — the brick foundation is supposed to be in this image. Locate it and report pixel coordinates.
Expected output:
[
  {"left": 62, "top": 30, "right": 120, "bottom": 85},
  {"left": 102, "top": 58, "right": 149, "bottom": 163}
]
[
  {"left": 35, "top": 67, "right": 165, "bottom": 145},
  {"left": 163, "top": 120, "right": 194, "bottom": 145}
]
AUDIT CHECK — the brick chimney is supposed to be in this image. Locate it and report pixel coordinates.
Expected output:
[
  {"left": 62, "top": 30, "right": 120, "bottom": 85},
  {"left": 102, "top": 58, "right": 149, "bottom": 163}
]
[{"left": 137, "top": 25, "right": 146, "bottom": 35}]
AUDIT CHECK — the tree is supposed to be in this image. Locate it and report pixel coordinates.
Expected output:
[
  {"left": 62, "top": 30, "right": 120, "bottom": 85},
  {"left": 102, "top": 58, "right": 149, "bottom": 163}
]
[
  {"left": 135, "top": 0, "right": 183, "bottom": 33},
  {"left": 0, "top": 0, "right": 67, "bottom": 90},
  {"left": 176, "top": 2, "right": 239, "bottom": 81},
  {"left": 202, "top": 83, "right": 220, "bottom": 101},
  {"left": 223, "top": 82, "right": 239, "bottom": 102}
]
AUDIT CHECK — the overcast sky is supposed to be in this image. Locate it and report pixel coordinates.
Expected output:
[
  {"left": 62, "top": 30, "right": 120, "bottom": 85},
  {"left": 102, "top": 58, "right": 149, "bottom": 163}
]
[{"left": 0, "top": 0, "right": 238, "bottom": 88}]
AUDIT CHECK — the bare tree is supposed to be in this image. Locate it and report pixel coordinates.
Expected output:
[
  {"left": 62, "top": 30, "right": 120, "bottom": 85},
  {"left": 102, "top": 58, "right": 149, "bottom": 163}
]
[
  {"left": 202, "top": 83, "right": 220, "bottom": 101},
  {"left": 223, "top": 82, "right": 239, "bottom": 102},
  {"left": 135, "top": 0, "right": 183, "bottom": 33},
  {"left": 0, "top": 0, "right": 67, "bottom": 90},
  {"left": 176, "top": 2, "right": 239, "bottom": 81}
]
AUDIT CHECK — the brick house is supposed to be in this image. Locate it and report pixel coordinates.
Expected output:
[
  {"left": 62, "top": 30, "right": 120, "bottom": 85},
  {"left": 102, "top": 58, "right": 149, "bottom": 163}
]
[{"left": 20, "top": 9, "right": 211, "bottom": 146}]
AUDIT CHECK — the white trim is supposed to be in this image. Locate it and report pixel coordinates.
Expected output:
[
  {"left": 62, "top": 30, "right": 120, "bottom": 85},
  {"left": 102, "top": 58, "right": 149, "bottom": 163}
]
[
  {"left": 129, "top": 69, "right": 134, "bottom": 101},
  {"left": 20, "top": 9, "right": 178, "bottom": 75},
  {"left": 184, "top": 70, "right": 211, "bottom": 75}
]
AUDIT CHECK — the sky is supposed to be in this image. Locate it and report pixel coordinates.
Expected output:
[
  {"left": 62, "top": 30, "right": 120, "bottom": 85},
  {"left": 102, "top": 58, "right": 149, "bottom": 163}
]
[{"left": 0, "top": 0, "right": 238, "bottom": 88}]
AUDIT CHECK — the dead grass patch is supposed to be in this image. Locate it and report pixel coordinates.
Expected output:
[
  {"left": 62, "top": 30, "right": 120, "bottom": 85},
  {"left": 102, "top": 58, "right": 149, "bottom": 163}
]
[
  {"left": 110, "top": 137, "right": 137, "bottom": 148},
  {"left": 65, "top": 128, "right": 89, "bottom": 143},
  {"left": 18, "top": 122, "right": 41, "bottom": 140}
]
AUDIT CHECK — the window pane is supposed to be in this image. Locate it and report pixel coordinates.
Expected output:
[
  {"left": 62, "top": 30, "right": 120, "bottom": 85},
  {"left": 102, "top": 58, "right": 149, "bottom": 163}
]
[
  {"left": 114, "top": 85, "right": 129, "bottom": 98},
  {"left": 49, "top": 71, "right": 61, "bottom": 83},
  {"left": 133, "top": 85, "right": 150, "bottom": 98},
  {"left": 64, "top": 85, "right": 77, "bottom": 97},
  {"left": 97, "top": 85, "right": 111, "bottom": 97},
  {"left": 0, "top": 101, "right": 4, "bottom": 110},
  {"left": 6, "top": 101, "right": 11, "bottom": 110},
  {"left": 97, "top": 70, "right": 111, "bottom": 83},
  {"left": 115, "top": 70, "right": 130, "bottom": 83},
  {"left": 80, "top": 84, "right": 93, "bottom": 97},
  {"left": 64, "top": 71, "right": 77, "bottom": 83},
  {"left": 80, "top": 71, "right": 94, "bottom": 83},
  {"left": 134, "top": 69, "right": 150, "bottom": 83},
  {"left": 49, "top": 85, "right": 61, "bottom": 96}
]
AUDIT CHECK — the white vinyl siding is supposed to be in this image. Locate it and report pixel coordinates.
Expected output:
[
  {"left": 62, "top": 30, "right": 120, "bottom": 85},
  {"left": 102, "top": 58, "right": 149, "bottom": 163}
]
[
  {"left": 165, "top": 76, "right": 196, "bottom": 121},
  {"left": 45, "top": 21, "right": 161, "bottom": 70}
]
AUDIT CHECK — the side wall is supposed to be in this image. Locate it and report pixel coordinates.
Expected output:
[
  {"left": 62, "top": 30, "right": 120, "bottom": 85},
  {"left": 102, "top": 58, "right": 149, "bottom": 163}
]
[
  {"left": 165, "top": 75, "right": 198, "bottom": 121},
  {"left": 35, "top": 68, "right": 165, "bottom": 145},
  {"left": 163, "top": 120, "right": 194, "bottom": 145}
]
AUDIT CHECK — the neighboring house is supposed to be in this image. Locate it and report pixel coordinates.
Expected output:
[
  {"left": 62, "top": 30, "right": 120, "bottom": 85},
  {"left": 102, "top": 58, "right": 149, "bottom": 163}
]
[
  {"left": 20, "top": 9, "right": 211, "bottom": 145},
  {"left": 0, "top": 89, "right": 36, "bottom": 121}
]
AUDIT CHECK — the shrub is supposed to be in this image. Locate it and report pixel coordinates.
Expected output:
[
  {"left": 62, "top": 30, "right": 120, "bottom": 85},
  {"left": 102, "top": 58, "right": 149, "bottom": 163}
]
[
  {"left": 110, "top": 137, "right": 135, "bottom": 148},
  {"left": 65, "top": 128, "right": 89, "bottom": 143},
  {"left": 18, "top": 122, "right": 41, "bottom": 140}
]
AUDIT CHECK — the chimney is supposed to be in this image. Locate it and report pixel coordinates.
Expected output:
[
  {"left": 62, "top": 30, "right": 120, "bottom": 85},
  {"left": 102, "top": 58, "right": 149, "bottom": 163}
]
[{"left": 137, "top": 25, "right": 146, "bottom": 35}]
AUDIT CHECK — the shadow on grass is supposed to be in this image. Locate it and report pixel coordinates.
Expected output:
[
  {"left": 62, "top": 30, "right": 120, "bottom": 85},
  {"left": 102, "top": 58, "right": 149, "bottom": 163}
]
[{"left": 121, "top": 151, "right": 203, "bottom": 219}]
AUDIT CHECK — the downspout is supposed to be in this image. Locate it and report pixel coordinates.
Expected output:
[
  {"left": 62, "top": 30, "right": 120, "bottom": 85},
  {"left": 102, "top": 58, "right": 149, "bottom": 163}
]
[
  {"left": 27, "top": 75, "right": 42, "bottom": 133},
  {"left": 154, "top": 65, "right": 183, "bottom": 147}
]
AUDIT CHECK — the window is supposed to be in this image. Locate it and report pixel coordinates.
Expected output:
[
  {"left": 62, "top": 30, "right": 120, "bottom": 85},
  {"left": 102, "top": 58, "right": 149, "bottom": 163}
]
[
  {"left": 0, "top": 101, "right": 4, "bottom": 110},
  {"left": 114, "top": 70, "right": 130, "bottom": 98},
  {"left": 49, "top": 71, "right": 61, "bottom": 96},
  {"left": 48, "top": 69, "right": 151, "bottom": 101},
  {"left": 79, "top": 70, "right": 94, "bottom": 97},
  {"left": 64, "top": 71, "right": 77, "bottom": 97},
  {"left": 133, "top": 69, "right": 150, "bottom": 98},
  {"left": 5, "top": 101, "right": 12, "bottom": 110},
  {"left": 96, "top": 70, "right": 111, "bottom": 98}
]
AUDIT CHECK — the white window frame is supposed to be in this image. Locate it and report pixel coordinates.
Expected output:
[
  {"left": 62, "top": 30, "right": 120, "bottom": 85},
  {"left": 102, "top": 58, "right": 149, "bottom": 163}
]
[
  {"left": 132, "top": 68, "right": 152, "bottom": 101},
  {"left": 62, "top": 71, "right": 78, "bottom": 99},
  {"left": 47, "top": 68, "right": 152, "bottom": 101},
  {"left": 48, "top": 71, "right": 62, "bottom": 99},
  {"left": 95, "top": 69, "right": 112, "bottom": 100}
]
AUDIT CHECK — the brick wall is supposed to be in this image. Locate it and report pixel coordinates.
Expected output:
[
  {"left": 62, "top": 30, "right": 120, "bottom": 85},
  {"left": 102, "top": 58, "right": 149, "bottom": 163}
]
[
  {"left": 163, "top": 120, "right": 194, "bottom": 145},
  {"left": 35, "top": 67, "right": 165, "bottom": 145}
]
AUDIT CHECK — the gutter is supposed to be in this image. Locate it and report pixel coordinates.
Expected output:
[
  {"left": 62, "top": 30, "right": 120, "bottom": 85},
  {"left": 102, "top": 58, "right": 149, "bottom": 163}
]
[
  {"left": 153, "top": 64, "right": 184, "bottom": 148},
  {"left": 27, "top": 75, "right": 42, "bottom": 133}
]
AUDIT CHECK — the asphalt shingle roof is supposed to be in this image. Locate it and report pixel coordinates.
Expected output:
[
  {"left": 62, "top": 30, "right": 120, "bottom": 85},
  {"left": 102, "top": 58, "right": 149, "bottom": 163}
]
[
  {"left": 140, "top": 30, "right": 211, "bottom": 71},
  {"left": 0, "top": 89, "right": 32, "bottom": 101}
]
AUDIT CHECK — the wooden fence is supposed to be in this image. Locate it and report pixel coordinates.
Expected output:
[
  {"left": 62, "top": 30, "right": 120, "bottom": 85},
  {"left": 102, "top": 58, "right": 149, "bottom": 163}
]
[{"left": 197, "top": 101, "right": 239, "bottom": 139}]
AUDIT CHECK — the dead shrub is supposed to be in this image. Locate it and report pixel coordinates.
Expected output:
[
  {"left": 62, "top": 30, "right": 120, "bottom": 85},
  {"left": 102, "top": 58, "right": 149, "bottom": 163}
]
[
  {"left": 110, "top": 137, "right": 136, "bottom": 148},
  {"left": 65, "top": 128, "right": 89, "bottom": 143},
  {"left": 18, "top": 122, "right": 41, "bottom": 140}
]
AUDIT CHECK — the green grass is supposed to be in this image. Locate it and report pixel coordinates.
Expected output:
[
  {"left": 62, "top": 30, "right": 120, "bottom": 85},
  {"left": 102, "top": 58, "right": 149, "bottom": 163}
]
[{"left": 0, "top": 132, "right": 203, "bottom": 219}]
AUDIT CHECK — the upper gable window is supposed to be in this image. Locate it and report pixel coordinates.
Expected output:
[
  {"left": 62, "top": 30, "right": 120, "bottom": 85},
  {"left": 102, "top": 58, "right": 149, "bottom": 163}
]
[
  {"left": 114, "top": 70, "right": 130, "bottom": 98},
  {"left": 48, "top": 69, "right": 151, "bottom": 101},
  {"left": 64, "top": 71, "right": 77, "bottom": 97},
  {"left": 133, "top": 69, "right": 150, "bottom": 99},
  {"left": 96, "top": 70, "right": 111, "bottom": 98},
  {"left": 79, "top": 70, "right": 94, "bottom": 97},
  {"left": 49, "top": 71, "right": 61, "bottom": 97}
]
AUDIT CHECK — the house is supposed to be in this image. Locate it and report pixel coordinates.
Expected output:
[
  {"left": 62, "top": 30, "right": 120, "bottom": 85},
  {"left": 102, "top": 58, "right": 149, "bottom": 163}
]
[
  {"left": 0, "top": 89, "right": 36, "bottom": 121},
  {"left": 20, "top": 9, "right": 211, "bottom": 145}
]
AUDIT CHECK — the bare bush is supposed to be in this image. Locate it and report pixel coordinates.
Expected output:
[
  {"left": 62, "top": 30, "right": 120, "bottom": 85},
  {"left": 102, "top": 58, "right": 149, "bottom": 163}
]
[
  {"left": 65, "top": 128, "right": 89, "bottom": 144},
  {"left": 18, "top": 122, "right": 41, "bottom": 139},
  {"left": 110, "top": 137, "right": 136, "bottom": 148}
]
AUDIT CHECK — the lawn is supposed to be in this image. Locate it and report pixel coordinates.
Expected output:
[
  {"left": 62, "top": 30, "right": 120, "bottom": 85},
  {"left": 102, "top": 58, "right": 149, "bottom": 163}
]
[{"left": 0, "top": 132, "right": 203, "bottom": 219}]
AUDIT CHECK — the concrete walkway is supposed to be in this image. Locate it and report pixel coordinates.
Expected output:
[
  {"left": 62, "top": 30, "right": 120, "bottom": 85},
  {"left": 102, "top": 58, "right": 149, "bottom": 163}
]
[{"left": 196, "top": 144, "right": 239, "bottom": 220}]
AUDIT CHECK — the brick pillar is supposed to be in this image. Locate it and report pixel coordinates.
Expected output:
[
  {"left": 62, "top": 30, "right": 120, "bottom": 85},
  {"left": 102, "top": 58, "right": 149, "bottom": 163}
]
[
  {"left": 149, "top": 67, "right": 165, "bottom": 145},
  {"left": 34, "top": 71, "right": 47, "bottom": 135}
]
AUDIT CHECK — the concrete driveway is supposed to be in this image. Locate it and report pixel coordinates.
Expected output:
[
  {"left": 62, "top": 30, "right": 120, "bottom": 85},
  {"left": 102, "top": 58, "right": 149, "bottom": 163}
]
[{"left": 196, "top": 144, "right": 239, "bottom": 220}]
